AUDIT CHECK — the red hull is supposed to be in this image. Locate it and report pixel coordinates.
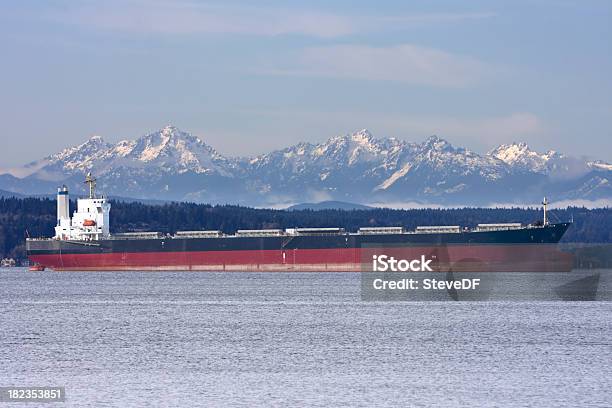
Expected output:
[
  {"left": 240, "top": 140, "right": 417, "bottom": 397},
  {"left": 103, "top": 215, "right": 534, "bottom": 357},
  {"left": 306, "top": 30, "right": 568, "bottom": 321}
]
[{"left": 29, "top": 245, "right": 574, "bottom": 272}]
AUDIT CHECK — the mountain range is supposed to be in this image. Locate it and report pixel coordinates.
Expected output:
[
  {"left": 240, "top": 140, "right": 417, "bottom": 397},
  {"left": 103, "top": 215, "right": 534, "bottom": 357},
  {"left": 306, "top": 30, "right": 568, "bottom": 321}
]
[{"left": 1, "top": 125, "right": 610, "bottom": 207}]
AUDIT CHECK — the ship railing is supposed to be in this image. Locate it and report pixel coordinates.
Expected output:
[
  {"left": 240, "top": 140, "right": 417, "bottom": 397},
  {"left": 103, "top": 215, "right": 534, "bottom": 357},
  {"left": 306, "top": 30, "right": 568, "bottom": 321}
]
[
  {"left": 111, "top": 232, "right": 164, "bottom": 240},
  {"left": 358, "top": 227, "right": 404, "bottom": 234},
  {"left": 287, "top": 227, "right": 346, "bottom": 236},
  {"left": 475, "top": 223, "right": 523, "bottom": 232},
  {"left": 174, "top": 230, "right": 223, "bottom": 238},
  {"left": 236, "top": 229, "right": 284, "bottom": 237},
  {"left": 415, "top": 226, "right": 461, "bottom": 234}
]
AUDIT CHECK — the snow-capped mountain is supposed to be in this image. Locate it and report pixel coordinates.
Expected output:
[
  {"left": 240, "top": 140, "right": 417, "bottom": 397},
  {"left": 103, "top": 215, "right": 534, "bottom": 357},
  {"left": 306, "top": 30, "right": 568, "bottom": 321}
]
[
  {"left": 0, "top": 126, "right": 610, "bottom": 206},
  {"left": 23, "top": 126, "right": 233, "bottom": 177},
  {"left": 488, "top": 142, "right": 580, "bottom": 176},
  {"left": 244, "top": 130, "right": 413, "bottom": 200},
  {"left": 490, "top": 142, "right": 557, "bottom": 173},
  {"left": 0, "top": 126, "right": 243, "bottom": 203},
  {"left": 14, "top": 135, "right": 112, "bottom": 182},
  {"left": 100, "top": 126, "right": 233, "bottom": 176},
  {"left": 245, "top": 132, "right": 513, "bottom": 204}
]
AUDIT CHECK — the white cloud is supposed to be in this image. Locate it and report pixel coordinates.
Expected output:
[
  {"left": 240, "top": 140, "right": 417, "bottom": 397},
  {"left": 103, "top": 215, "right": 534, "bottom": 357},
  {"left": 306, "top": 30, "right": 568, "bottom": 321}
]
[
  {"left": 379, "top": 12, "right": 498, "bottom": 24},
  {"left": 47, "top": 1, "right": 496, "bottom": 38},
  {"left": 49, "top": 0, "right": 353, "bottom": 38},
  {"left": 267, "top": 44, "right": 491, "bottom": 87}
]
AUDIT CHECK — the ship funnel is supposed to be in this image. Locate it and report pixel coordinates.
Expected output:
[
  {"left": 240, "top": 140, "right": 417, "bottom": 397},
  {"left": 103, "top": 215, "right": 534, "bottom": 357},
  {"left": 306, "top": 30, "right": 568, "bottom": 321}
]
[{"left": 57, "top": 185, "right": 69, "bottom": 224}]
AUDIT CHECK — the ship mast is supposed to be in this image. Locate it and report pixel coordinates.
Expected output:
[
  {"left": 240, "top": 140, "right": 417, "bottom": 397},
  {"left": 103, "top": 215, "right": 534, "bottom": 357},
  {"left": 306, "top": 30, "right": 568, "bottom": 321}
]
[
  {"left": 542, "top": 197, "right": 549, "bottom": 226},
  {"left": 85, "top": 172, "right": 96, "bottom": 199}
]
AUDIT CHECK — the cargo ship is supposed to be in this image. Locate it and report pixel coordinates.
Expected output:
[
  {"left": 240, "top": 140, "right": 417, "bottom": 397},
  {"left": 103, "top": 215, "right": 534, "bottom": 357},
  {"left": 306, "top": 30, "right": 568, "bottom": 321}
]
[{"left": 26, "top": 174, "right": 572, "bottom": 272}]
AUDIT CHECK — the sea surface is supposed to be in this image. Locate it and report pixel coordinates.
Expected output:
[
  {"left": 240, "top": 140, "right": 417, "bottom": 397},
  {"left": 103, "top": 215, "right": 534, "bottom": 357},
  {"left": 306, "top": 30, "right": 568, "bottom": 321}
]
[{"left": 0, "top": 268, "right": 610, "bottom": 407}]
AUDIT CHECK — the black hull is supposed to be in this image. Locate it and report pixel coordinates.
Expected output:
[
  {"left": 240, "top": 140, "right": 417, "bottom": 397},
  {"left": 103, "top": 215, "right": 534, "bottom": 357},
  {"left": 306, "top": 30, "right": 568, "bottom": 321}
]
[{"left": 26, "top": 223, "right": 571, "bottom": 271}]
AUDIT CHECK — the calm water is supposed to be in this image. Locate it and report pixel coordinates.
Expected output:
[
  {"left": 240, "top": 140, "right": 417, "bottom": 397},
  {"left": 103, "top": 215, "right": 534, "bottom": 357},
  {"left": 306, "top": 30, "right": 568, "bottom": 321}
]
[{"left": 0, "top": 268, "right": 610, "bottom": 407}]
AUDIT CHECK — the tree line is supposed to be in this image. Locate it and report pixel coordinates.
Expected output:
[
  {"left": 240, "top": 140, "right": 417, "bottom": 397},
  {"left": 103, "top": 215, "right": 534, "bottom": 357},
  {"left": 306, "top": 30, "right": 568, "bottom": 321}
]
[{"left": 0, "top": 197, "right": 610, "bottom": 261}]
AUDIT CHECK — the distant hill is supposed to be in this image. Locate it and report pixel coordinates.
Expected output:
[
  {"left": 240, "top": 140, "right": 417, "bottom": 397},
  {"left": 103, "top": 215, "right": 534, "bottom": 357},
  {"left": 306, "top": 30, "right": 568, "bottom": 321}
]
[
  {"left": 287, "top": 201, "right": 373, "bottom": 211},
  {"left": 0, "top": 189, "right": 23, "bottom": 198}
]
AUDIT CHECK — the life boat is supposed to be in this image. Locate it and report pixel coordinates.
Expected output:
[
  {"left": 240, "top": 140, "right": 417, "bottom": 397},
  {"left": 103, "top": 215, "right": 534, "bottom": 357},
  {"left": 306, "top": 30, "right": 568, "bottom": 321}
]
[{"left": 83, "top": 219, "right": 96, "bottom": 227}]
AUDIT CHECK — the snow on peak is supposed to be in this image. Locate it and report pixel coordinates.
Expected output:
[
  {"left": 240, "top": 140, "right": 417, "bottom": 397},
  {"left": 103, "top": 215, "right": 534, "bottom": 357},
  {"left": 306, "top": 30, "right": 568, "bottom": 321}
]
[
  {"left": 88, "top": 135, "right": 105, "bottom": 142},
  {"left": 116, "top": 126, "right": 229, "bottom": 175},
  {"left": 23, "top": 126, "right": 232, "bottom": 178},
  {"left": 310, "top": 129, "right": 380, "bottom": 163},
  {"left": 351, "top": 129, "right": 373, "bottom": 141},
  {"left": 490, "top": 142, "right": 531, "bottom": 163},
  {"left": 326, "top": 129, "right": 373, "bottom": 145},
  {"left": 489, "top": 142, "right": 559, "bottom": 173},
  {"left": 133, "top": 127, "right": 200, "bottom": 162},
  {"left": 110, "top": 140, "right": 136, "bottom": 157},
  {"left": 422, "top": 135, "right": 452, "bottom": 151},
  {"left": 4, "top": 126, "right": 611, "bottom": 204},
  {"left": 404, "top": 135, "right": 504, "bottom": 181},
  {"left": 162, "top": 124, "right": 178, "bottom": 132},
  {"left": 46, "top": 135, "right": 112, "bottom": 172}
]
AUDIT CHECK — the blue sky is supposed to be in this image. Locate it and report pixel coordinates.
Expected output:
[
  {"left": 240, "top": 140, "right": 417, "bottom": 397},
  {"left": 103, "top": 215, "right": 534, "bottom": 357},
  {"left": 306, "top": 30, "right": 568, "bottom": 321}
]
[{"left": 0, "top": 0, "right": 610, "bottom": 166}]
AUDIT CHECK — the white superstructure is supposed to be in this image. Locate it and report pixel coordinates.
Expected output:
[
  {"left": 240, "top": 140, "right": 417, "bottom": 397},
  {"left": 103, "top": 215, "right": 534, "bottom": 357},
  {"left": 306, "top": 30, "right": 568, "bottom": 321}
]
[{"left": 54, "top": 173, "right": 111, "bottom": 241}]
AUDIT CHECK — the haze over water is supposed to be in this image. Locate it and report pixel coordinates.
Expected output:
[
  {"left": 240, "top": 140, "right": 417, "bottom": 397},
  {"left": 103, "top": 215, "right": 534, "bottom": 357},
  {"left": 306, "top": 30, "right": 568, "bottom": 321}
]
[{"left": 1, "top": 269, "right": 610, "bottom": 407}]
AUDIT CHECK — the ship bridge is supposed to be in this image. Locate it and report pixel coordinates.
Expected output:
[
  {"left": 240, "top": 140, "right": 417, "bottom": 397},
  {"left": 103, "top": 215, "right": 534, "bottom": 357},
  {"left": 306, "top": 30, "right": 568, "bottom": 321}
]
[{"left": 54, "top": 173, "right": 111, "bottom": 241}]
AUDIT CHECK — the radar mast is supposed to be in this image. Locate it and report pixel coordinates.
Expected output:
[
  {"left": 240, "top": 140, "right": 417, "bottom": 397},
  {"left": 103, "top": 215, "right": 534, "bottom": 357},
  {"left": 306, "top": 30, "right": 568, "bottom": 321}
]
[
  {"left": 542, "top": 197, "right": 549, "bottom": 226},
  {"left": 85, "top": 172, "right": 96, "bottom": 199}
]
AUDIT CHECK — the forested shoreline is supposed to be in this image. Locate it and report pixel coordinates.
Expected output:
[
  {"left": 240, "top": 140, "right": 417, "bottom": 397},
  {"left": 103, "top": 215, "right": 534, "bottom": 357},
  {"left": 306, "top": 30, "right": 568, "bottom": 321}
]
[{"left": 0, "top": 197, "right": 610, "bottom": 262}]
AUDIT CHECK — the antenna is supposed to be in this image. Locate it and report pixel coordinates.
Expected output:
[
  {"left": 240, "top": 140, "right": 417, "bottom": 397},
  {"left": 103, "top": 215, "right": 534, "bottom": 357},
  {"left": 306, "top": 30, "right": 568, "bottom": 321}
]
[
  {"left": 85, "top": 172, "right": 96, "bottom": 199},
  {"left": 542, "top": 197, "right": 549, "bottom": 226}
]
